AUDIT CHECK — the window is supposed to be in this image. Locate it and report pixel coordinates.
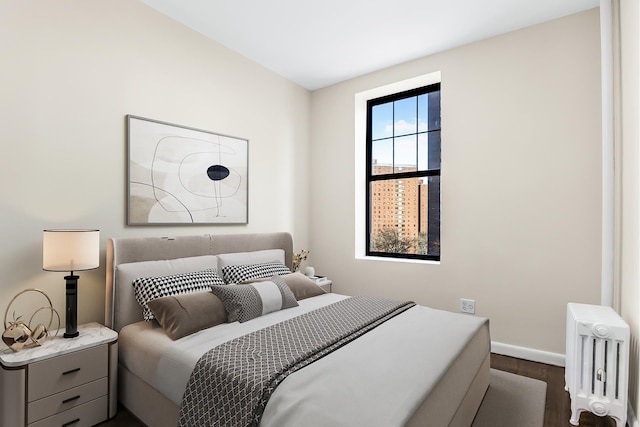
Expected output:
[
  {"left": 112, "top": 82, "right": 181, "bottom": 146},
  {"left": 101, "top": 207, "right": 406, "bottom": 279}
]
[{"left": 366, "top": 83, "right": 441, "bottom": 261}]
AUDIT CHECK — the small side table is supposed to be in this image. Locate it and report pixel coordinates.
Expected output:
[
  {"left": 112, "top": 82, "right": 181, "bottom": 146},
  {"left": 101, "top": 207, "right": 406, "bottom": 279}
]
[
  {"left": 0, "top": 322, "right": 118, "bottom": 427},
  {"left": 310, "top": 276, "right": 332, "bottom": 293}
]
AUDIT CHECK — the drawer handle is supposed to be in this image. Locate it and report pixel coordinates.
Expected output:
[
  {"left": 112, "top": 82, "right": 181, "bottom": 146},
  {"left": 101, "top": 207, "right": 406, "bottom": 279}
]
[
  {"left": 62, "top": 419, "right": 80, "bottom": 427},
  {"left": 62, "top": 368, "right": 81, "bottom": 375},
  {"left": 62, "top": 395, "right": 80, "bottom": 404}
]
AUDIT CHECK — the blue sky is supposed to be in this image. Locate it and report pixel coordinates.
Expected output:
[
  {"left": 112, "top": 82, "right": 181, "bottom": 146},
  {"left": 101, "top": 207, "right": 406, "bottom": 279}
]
[{"left": 371, "top": 94, "right": 434, "bottom": 169}]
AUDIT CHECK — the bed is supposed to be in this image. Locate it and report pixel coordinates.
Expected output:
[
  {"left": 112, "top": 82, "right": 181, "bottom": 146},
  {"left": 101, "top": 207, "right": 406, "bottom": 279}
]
[{"left": 105, "top": 232, "right": 491, "bottom": 427}]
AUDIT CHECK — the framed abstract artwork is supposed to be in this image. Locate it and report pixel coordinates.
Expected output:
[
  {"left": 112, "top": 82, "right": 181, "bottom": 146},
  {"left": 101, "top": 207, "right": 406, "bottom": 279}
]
[{"left": 127, "top": 115, "right": 248, "bottom": 225}]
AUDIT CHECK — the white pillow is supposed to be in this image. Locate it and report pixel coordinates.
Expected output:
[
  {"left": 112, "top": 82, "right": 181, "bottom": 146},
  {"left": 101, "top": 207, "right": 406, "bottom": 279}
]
[
  {"left": 117, "top": 255, "right": 219, "bottom": 290},
  {"left": 216, "top": 249, "right": 285, "bottom": 270}
]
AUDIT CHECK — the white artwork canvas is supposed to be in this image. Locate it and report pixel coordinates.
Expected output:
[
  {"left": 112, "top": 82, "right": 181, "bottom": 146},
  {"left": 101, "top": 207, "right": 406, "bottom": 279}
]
[{"left": 127, "top": 115, "right": 248, "bottom": 224}]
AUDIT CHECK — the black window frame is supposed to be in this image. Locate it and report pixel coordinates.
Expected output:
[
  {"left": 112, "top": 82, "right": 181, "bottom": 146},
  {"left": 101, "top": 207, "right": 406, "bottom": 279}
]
[{"left": 365, "top": 83, "right": 441, "bottom": 261}]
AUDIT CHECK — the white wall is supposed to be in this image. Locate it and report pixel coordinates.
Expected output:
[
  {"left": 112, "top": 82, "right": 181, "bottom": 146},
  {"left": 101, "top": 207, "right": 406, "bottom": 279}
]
[
  {"left": 619, "top": 0, "right": 640, "bottom": 422},
  {"left": 0, "top": 0, "right": 311, "bottom": 326},
  {"left": 310, "top": 9, "right": 602, "bottom": 355}
]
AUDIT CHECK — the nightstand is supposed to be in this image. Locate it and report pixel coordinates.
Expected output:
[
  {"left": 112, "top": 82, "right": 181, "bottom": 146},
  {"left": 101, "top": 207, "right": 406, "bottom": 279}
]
[
  {"left": 0, "top": 322, "right": 118, "bottom": 427},
  {"left": 310, "top": 276, "right": 332, "bottom": 293}
]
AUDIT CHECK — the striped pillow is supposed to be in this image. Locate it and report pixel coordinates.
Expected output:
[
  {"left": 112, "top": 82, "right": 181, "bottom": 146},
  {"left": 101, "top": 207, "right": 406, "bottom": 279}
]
[{"left": 211, "top": 276, "right": 298, "bottom": 323}]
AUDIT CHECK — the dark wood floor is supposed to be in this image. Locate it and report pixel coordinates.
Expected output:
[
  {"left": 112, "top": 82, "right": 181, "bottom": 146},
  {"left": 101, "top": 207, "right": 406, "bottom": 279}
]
[{"left": 100, "top": 353, "right": 622, "bottom": 427}]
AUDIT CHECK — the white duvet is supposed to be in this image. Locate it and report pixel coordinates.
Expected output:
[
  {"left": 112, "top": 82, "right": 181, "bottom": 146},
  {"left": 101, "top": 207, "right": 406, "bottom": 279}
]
[{"left": 119, "top": 293, "right": 489, "bottom": 427}]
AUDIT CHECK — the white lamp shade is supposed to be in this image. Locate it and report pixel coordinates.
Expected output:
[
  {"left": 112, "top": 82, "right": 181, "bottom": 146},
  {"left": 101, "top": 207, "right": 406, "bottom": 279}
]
[{"left": 43, "top": 229, "right": 100, "bottom": 272}]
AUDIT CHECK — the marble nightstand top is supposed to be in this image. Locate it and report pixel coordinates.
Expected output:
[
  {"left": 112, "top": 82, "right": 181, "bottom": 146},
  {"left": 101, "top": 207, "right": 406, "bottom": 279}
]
[{"left": 0, "top": 322, "right": 117, "bottom": 368}]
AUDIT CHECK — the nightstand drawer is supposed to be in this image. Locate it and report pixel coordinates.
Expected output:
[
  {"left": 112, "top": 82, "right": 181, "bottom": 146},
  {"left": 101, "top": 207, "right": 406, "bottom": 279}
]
[
  {"left": 29, "top": 395, "right": 107, "bottom": 427},
  {"left": 28, "top": 378, "right": 108, "bottom": 424},
  {"left": 28, "top": 346, "right": 107, "bottom": 402}
]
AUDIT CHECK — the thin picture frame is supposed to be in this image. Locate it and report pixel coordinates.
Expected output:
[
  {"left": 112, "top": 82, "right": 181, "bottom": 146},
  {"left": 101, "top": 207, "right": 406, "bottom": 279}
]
[{"left": 126, "top": 115, "right": 248, "bottom": 225}]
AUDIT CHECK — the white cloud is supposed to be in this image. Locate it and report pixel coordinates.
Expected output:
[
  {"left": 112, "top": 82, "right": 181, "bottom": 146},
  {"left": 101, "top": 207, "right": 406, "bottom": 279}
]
[{"left": 385, "top": 119, "right": 428, "bottom": 135}]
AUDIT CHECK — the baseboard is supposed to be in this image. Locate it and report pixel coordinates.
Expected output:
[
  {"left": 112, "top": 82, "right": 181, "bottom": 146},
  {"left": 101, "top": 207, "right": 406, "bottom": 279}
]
[{"left": 491, "top": 341, "right": 565, "bottom": 367}]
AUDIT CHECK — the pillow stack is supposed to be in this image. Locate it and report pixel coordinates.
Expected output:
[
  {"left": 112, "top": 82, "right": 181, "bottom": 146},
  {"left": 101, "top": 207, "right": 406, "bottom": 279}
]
[{"left": 130, "top": 251, "right": 327, "bottom": 339}]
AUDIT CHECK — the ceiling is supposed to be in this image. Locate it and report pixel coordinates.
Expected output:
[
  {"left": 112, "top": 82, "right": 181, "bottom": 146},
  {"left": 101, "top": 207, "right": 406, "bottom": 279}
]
[{"left": 139, "top": 0, "right": 600, "bottom": 91}]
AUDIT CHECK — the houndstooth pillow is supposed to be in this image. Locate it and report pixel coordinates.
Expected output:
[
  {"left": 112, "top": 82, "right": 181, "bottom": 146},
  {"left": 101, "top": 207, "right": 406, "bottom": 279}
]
[
  {"left": 133, "top": 268, "right": 225, "bottom": 321},
  {"left": 222, "top": 261, "right": 292, "bottom": 284},
  {"left": 210, "top": 276, "right": 298, "bottom": 323}
]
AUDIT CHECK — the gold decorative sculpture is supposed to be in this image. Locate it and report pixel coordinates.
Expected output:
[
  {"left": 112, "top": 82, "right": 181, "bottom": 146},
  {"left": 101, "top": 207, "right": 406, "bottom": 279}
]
[{"left": 2, "top": 289, "right": 60, "bottom": 352}]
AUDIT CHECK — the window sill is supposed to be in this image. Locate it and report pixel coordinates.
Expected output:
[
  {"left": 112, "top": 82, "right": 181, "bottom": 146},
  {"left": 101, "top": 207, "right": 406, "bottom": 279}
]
[{"left": 355, "top": 255, "right": 440, "bottom": 265}]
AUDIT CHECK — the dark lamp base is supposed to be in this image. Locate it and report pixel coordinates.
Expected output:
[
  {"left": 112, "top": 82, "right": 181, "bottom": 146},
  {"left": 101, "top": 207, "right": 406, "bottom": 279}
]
[{"left": 63, "top": 274, "right": 80, "bottom": 339}]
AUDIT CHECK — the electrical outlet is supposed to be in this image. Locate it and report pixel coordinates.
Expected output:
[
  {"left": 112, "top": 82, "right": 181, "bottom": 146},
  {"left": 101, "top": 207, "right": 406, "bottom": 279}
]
[{"left": 460, "top": 298, "right": 476, "bottom": 314}]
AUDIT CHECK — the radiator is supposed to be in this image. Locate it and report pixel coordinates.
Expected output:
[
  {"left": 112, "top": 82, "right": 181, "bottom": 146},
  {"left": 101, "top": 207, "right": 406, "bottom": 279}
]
[{"left": 565, "top": 303, "right": 629, "bottom": 427}]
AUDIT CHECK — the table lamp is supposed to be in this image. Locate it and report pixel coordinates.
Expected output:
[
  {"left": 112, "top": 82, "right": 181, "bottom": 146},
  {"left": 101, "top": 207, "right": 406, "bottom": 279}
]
[{"left": 42, "top": 229, "right": 99, "bottom": 338}]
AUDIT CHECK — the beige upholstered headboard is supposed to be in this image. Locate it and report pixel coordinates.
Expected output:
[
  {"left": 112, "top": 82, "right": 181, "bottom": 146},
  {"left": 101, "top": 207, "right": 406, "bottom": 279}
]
[{"left": 105, "top": 232, "right": 293, "bottom": 332}]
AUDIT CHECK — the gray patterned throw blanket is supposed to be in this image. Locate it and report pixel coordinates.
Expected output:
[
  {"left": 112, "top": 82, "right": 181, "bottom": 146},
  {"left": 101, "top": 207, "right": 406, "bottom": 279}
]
[{"left": 178, "top": 296, "right": 416, "bottom": 427}]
